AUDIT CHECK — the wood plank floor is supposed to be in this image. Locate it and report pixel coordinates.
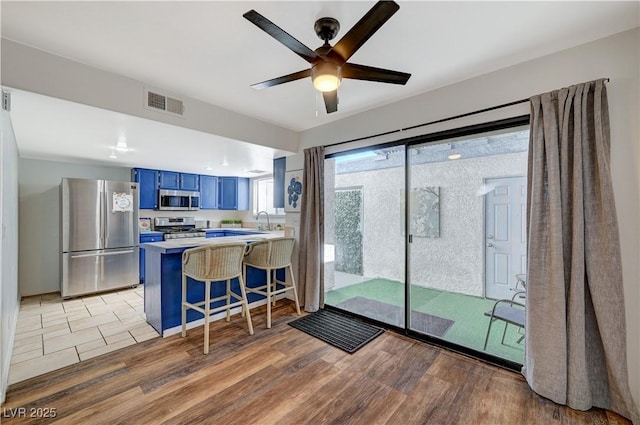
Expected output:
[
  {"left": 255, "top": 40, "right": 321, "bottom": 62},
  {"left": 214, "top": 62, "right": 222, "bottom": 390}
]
[{"left": 2, "top": 301, "right": 630, "bottom": 425}]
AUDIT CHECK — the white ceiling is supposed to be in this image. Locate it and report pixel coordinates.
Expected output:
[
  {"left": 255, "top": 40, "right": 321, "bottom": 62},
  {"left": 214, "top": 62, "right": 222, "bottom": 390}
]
[{"left": 2, "top": 1, "right": 638, "bottom": 175}]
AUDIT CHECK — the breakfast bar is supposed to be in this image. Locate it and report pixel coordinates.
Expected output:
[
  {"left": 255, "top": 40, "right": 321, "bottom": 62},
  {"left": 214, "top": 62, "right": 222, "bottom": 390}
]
[{"left": 141, "top": 231, "right": 286, "bottom": 336}]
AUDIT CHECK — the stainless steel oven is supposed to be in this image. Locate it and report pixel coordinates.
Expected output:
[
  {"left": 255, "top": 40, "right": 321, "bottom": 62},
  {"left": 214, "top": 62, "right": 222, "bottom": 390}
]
[{"left": 158, "top": 189, "right": 200, "bottom": 211}]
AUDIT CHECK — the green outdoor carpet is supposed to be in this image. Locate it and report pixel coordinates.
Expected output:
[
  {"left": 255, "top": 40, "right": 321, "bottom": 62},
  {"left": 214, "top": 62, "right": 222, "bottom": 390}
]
[{"left": 325, "top": 278, "right": 524, "bottom": 363}]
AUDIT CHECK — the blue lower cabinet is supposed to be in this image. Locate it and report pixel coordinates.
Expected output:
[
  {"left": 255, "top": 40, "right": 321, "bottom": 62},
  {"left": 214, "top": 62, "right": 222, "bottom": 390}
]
[
  {"left": 206, "top": 230, "right": 266, "bottom": 238},
  {"left": 143, "top": 244, "right": 285, "bottom": 335},
  {"left": 205, "top": 230, "right": 226, "bottom": 238},
  {"left": 139, "top": 232, "right": 163, "bottom": 283}
]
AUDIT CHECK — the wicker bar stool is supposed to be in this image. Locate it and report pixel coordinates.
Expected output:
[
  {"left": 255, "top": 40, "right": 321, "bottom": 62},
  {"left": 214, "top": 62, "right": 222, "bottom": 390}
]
[
  {"left": 181, "top": 242, "right": 254, "bottom": 354},
  {"left": 243, "top": 237, "right": 301, "bottom": 328}
]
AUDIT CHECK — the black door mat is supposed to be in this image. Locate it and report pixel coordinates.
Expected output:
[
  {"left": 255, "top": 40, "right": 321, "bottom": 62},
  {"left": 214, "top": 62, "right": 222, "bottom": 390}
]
[
  {"left": 288, "top": 309, "right": 383, "bottom": 353},
  {"left": 336, "top": 296, "right": 454, "bottom": 337}
]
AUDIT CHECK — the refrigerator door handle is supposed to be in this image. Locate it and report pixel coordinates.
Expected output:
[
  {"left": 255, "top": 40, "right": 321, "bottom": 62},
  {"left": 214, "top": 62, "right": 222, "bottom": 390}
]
[
  {"left": 101, "top": 182, "right": 106, "bottom": 248},
  {"left": 71, "top": 249, "right": 135, "bottom": 259}
]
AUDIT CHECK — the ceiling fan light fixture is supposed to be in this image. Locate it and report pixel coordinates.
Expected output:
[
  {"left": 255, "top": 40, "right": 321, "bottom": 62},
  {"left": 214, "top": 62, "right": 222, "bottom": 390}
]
[{"left": 312, "top": 62, "right": 341, "bottom": 92}]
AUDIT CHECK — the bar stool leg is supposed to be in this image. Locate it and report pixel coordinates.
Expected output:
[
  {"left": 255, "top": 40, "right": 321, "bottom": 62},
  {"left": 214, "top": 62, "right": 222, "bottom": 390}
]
[
  {"left": 288, "top": 264, "right": 301, "bottom": 315},
  {"left": 225, "top": 279, "right": 231, "bottom": 322},
  {"left": 204, "top": 280, "right": 211, "bottom": 355},
  {"left": 266, "top": 268, "right": 272, "bottom": 329},
  {"left": 239, "top": 274, "right": 254, "bottom": 335},
  {"left": 241, "top": 263, "right": 247, "bottom": 318},
  {"left": 181, "top": 273, "right": 187, "bottom": 337},
  {"left": 272, "top": 269, "right": 277, "bottom": 307}
]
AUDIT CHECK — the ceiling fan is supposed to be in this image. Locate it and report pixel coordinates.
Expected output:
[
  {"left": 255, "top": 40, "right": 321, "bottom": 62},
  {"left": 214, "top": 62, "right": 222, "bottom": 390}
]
[{"left": 243, "top": 1, "right": 411, "bottom": 114}]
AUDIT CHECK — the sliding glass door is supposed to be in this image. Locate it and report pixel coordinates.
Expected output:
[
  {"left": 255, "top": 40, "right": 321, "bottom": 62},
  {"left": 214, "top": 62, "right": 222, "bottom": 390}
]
[
  {"left": 323, "top": 119, "right": 529, "bottom": 365},
  {"left": 324, "top": 146, "right": 406, "bottom": 327},
  {"left": 406, "top": 128, "right": 528, "bottom": 364}
]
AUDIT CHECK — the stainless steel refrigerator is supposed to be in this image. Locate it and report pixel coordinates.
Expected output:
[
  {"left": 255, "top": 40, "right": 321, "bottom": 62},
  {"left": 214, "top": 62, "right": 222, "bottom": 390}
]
[{"left": 61, "top": 178, "right": 139, "bottom": 298}]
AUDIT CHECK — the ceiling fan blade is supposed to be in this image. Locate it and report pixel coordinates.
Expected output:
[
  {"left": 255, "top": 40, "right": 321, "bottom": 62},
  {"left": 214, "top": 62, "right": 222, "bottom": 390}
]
[
  {"left": 323, "top": 90, "right": 338, "bottom": 114},
  {"left": 329, "top": 1, "right": 400, "bottom": 64},
  {"left": 251, "top": 69, "right": 311, "bottom": 90},
  {"left": 243, "top": 10, "right": 321, "bottom": 64},
  {"left": 342, "top": 63, "right": 410, "bottom": 85}
]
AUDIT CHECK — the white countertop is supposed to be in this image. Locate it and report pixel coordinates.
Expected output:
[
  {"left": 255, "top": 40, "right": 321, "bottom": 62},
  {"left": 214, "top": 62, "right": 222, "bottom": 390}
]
[{"left": 141, "top": 230, "right": 285, "bottom": 251}]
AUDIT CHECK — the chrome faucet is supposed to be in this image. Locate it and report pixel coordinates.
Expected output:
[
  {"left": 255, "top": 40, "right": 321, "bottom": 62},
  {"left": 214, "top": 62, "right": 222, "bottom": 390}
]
[{"left": 256, "top": 211, "right": 271, "bottom": 231}]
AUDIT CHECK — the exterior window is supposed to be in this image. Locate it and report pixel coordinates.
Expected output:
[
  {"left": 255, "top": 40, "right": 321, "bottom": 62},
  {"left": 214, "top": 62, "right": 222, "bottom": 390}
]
[{"left": 253, "top": 176, "right": 284, "bottom": 216}]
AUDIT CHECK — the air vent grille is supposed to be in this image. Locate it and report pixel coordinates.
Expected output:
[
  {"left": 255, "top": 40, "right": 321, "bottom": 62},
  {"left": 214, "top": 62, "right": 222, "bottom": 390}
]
[
  {"left": 146, "top": 90, "right": 184, "bottom": 115},
  {"left": 166, "top": 97, "right": 183, "bottom": 114},
  {"left": 147, "top": 91, "right": 166, "bottom": 110}
]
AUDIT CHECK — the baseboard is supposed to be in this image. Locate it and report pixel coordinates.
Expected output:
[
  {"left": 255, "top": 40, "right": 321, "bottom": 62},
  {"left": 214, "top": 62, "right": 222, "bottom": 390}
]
[{"left": 0, "top": 304, "right": 20, "bottom": 404}]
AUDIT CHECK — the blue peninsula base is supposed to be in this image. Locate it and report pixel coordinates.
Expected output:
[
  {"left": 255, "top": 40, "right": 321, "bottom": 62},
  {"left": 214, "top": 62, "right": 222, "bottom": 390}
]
[{"left": 142, "top": 238, "right": 285, "bottom": 336}]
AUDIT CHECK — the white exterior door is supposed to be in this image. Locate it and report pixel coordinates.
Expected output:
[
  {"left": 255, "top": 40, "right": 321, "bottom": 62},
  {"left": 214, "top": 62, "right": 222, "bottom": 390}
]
[{"left": 485, "top": 176, "right": 527, "bottom": 300}]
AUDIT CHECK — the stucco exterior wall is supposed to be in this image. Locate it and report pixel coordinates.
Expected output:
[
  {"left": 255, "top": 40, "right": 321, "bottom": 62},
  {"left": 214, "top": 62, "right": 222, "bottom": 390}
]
[{"left": 331, "top": 151, "right": 528, "bottom": 296}]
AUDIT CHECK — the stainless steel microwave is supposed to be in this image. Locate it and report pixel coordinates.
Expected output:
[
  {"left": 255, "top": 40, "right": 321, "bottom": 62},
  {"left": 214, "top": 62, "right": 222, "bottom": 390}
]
[{"left": 158, "top": 189, "right": 200, "bottom": 211}]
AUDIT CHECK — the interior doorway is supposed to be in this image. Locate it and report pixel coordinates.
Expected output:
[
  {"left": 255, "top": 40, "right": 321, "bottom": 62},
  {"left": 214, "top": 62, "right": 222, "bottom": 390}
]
[{"left": 484, "top": 176, "right": 527, "bottom": 300}]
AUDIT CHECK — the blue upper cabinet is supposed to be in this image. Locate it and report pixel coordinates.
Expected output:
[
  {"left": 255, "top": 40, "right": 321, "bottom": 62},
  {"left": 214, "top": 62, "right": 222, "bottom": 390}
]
[
  {"left": 158, "top": 171, "right": 180, "bottom": 189},
  {"left": 237, "top": 177, "right": 249, "bottom": 210},
  {"left": 132, "top": 168, "right": 159, "bottom": 210},
  {"left": 218, "top": 177, "right": 250, "bottom": 210},
  {"left": 218, "top": 177, "right": 238, "bottom": 210},
  {"left": 180, "top": 173, "right": 200, "bottom": 191},
  {"left": 159, "top": 171, "right": 199, "bottom": 191},
  {"left": 200, "top": 175, "right": 218, "bottom": 209},
  {"left": 273, "top": 157, "right": 286, "bottom": 208}
]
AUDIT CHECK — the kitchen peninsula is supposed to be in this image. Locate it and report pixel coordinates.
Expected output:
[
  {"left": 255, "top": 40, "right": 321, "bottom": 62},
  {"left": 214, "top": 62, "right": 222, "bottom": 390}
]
[{"left": 142, "top": 231, "right": 286, "bottom": 336}]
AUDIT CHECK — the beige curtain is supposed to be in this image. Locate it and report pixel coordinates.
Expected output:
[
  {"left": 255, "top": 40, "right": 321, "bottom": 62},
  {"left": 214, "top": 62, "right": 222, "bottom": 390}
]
[
  {"left": 298, "top": 146, "right": 324, "bottom": 312},
  {"left": 525, "top": 79, "right": 639, "bottom": 423}
]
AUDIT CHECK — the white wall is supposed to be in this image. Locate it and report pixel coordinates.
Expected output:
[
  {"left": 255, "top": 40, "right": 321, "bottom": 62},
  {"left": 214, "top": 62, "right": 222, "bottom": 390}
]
[
  {"left": 18, "top": 159, "right": 131, "bottom": 296},
  {"left": 1, "top": 96, "right": 20, "bottom": 403},
  {"left": 1, "top": 39, "right": 299, "bottom": 154},
  {"left": 301, "top": 28, "right": 640, "bottom": 407}
]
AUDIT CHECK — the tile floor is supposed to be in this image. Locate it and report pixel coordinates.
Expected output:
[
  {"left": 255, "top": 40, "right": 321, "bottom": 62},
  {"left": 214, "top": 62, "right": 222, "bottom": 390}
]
[{"left": 8, "top": 286, "right": 159, "bottom": 385}]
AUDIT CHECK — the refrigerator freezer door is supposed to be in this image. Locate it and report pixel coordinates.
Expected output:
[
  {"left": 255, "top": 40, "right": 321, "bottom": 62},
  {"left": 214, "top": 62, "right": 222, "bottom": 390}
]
[
  {"left": 62, "top": 247, "right": 139, "bottom": 298},
  {"left": 104, "top": 180, "right": 139, "bottom": 249},
  {"left": 62, "top": 178, "right": 103, "bottom": 253}
]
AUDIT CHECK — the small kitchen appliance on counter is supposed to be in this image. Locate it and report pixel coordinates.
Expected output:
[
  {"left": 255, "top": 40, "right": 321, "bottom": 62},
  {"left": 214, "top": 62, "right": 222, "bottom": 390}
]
[
  {"left": 139, "top": 217, "right": 152, "bottom": 232},
  {"left": 154, "top": 217, "right": 206, "bottom": 240},
  {"left": 61, "top": 178, "right": 139, "bottom": 298}
]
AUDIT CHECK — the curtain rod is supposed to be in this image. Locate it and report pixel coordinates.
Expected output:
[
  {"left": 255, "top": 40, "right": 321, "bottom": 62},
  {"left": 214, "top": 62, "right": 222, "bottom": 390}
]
[{"left": 324, "top": 77, "right": 610, "bottom": 149}]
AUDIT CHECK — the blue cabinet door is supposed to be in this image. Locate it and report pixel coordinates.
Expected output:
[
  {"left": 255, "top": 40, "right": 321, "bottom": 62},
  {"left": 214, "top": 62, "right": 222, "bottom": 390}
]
[
  {"left": 180, "top": 173, "right": 199, "bottom": 191},
  {"left": 200, "top": 175, "right": 218, "bottom": 209},
  {"left": 159, "top": 171, "right": 180, "bottom": 190},
  {"left": 237, "top": 177, "right": 250, "bottom": 210},
  {"left": 132, "top": 168, "right": 159, "bottom": 210},
  {"left": 218, "top": 177, "right": 250, "bottom": 210},
  {"left": 218, "top": 177, "right": 238, "bottom": 210},
  {"left": 139, "top": 233, "right": 163, "bottom": 283},
  {"left": 205, "top": 230, "right": 225, "bottom": 238},
  {"left": 158, "top": 171, "right": 199, "bottom": 191},
  {"left": 273, "top": 157, "right": 285, "bottom": 208}
]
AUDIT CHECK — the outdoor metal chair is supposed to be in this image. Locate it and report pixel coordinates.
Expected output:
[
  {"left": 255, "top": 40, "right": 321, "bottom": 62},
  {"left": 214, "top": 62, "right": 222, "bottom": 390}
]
[{"left": 483, "top": 298, "right": 525, "bottom": 351}]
